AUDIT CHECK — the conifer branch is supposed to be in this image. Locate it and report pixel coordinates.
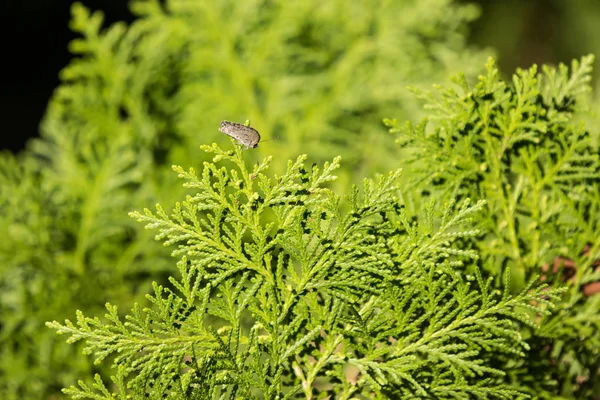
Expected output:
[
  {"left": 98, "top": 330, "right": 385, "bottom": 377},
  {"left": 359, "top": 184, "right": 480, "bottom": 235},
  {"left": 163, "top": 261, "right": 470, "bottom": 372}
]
[{"left": 48, "top": 143, "right": 562, "bottom": 398}]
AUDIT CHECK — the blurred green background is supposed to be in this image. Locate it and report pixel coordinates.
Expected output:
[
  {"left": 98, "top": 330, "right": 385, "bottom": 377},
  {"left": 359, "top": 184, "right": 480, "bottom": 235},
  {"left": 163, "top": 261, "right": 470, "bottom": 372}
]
[{"left": 0, "top": 0, "right": 599, "bottom": 399}]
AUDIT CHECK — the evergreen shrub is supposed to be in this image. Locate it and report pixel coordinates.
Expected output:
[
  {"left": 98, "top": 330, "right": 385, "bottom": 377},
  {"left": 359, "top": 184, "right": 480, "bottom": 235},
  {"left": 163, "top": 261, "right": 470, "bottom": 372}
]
[
  {"left": 48, "top": 142, "right": 563, "bottom": 399},
  {"left": 0, "top": 0, "right": 488, "bottom": 398},
  {"left": 385, "top": 55, "right": 600, "bottom": 399}
]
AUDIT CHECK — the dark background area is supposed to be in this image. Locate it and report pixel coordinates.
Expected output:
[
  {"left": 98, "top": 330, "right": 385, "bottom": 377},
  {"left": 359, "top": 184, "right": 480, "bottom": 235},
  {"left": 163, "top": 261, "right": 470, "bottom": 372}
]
[
  {"left": 467, "top": 0, "right": 600, "bottom": 78},
  {"left": 0, "top": 1, "right": 134, "bottom": 152},
  {"left": 1, "top": 0, "right": 598, "bottom": 153}
]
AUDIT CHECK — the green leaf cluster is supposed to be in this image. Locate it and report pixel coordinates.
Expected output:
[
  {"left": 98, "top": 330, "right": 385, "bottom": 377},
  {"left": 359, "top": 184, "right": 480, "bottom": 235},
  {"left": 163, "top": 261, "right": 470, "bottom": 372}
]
[
  {"left": 0, "top": 0, "right": 489, "bottom": 397},
  {"left": 120, "top": 0, "right": 489, "bottom": 184},
  {"left": 48, "top": 142, "right": 562, "bottom": 399},
  {"left": 386, "top": 55, "right": 600, "bottom": 398}
]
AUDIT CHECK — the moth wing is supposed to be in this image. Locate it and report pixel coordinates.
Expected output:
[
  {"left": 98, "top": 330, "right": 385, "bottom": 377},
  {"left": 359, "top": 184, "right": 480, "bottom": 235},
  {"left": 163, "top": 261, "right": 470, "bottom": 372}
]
[
  {"left": 218, "top": 121, "right": 236, "bottom": 137},
  {"left": 248, "top": 128, "right": 261, "bottom": 147},
  {"left": 218, "top": 121, "right": 260, "bottom": 148}
]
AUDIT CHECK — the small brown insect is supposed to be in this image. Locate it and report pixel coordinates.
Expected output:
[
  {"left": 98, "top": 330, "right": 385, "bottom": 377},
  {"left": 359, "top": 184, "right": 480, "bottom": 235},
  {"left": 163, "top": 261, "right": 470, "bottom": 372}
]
[{"left": 219, "top": 121, "right": 261, "bottom": 149}]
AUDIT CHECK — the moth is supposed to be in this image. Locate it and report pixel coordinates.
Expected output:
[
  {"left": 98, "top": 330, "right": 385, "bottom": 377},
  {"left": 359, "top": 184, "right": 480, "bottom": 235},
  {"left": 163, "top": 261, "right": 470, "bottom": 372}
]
[{"left": 219, "top": 120, "right": 261, "bottom": 149}]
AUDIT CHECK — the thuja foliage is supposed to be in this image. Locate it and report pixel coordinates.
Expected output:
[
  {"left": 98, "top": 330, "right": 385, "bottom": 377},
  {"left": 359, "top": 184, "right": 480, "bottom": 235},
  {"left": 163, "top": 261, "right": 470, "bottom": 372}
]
[
  {"left": 0, "top": 1, "right": 488, "bottom": 397},
  {"left": 385, "top": 56, "right": 600, "bottom": 398},
  {"left": 48, "top": 142, "right": 562, "bottom": 399},
  {"left": 81, "top": 0, "right": 488, "bottom": 183}
]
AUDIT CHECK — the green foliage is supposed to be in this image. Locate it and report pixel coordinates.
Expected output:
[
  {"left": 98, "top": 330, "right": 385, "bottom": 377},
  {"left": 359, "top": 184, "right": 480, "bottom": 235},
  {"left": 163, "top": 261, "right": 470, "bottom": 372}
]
[
  {"left": 48, "top": 142, "right": 562, "bottom": 399},
  {"left": 127, "top": 0, "right": 489, "bottom": 184},
  {"left": 386, "top": 56, "right": 600, "bottom": 398},
  {"left": 0, "top": 1, "right": 489, "bottom": 397},
  {"left": 0, "top": 3, "right": 176, "bottom": 396}
]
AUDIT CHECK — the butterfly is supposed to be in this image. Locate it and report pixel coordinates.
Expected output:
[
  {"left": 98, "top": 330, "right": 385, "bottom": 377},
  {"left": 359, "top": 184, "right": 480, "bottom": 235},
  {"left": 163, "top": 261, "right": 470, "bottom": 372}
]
[{"left": 218, "top": 121, "right": 261, "bottom": 149}]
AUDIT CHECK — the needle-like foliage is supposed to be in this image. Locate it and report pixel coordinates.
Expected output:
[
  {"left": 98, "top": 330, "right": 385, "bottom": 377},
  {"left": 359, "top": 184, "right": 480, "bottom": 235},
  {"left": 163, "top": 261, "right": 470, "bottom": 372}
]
[
  {"left": 386, "top": 56, "right": 600, "bottom": 398},
  {"left": 48, "top": 142, "right": 562, "bottom": 399},
  {"left": 1, "top": 1, "right": 488, "bottom": 397}
]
